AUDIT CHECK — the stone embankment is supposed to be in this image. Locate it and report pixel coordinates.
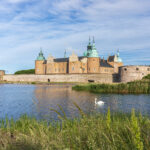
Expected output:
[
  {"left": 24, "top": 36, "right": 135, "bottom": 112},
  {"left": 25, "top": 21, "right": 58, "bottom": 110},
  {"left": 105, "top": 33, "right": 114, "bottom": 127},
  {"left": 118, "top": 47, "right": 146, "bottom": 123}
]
[{"left": 2, "top": 74, "right": 115, "bottom": 83}]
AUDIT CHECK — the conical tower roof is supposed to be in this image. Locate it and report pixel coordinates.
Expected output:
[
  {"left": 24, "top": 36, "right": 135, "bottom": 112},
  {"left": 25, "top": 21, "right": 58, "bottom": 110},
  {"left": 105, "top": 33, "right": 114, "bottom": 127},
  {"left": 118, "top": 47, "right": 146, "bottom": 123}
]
[{"left": 36, "top": 50, "right": 45, "bottom": 60}]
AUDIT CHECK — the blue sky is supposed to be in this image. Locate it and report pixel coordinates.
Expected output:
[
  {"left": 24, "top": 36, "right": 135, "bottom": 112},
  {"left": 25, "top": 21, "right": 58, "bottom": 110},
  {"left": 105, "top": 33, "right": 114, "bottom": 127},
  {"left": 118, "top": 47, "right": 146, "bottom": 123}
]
[{"left": 0, "top": 0, "right": 150, "bottom": 73}]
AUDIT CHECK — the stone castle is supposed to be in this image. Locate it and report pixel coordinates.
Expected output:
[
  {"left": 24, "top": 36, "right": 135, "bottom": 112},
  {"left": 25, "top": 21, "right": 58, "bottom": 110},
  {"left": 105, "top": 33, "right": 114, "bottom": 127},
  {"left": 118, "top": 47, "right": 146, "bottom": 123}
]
[
  {"left": 35, "top": 38, "right": 123, "bottom": 75},
  {"left": 1, "top": 38, "right": 150, "bottom": 83}
]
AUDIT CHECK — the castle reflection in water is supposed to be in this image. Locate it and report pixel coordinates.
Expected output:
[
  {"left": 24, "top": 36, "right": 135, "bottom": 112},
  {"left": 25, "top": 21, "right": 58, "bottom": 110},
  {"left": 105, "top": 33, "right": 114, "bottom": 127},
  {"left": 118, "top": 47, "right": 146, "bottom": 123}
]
[{"left": 32, "top": 84, "right": 146, "bottom": 121}]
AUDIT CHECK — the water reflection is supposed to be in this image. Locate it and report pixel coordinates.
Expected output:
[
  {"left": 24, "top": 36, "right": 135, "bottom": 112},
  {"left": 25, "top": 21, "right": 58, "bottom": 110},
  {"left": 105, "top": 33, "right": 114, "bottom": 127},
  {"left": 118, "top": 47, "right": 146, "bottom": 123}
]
[
  {"left": 0, "top": 84, "right": 150, "bottom": 121},
  {"left": 33, "top": 85, "right": 97, "bottom": 120}
]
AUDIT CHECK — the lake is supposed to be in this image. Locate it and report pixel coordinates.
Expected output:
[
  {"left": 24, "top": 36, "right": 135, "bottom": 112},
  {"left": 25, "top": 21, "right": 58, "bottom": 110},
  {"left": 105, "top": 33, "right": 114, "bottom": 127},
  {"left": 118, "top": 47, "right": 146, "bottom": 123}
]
[{"left": 0, "top": 84, "right": 150, "bottom": 121}]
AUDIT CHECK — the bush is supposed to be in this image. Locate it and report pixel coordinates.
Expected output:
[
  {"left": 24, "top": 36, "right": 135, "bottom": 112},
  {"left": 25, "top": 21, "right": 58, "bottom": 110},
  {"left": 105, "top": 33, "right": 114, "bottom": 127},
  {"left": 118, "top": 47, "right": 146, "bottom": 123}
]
[
  {"left": 14, "top": 69, "right": 35, "bottom": 75},
  {"left": 143, "top": 74, "right": 150, "bottom": 80}
]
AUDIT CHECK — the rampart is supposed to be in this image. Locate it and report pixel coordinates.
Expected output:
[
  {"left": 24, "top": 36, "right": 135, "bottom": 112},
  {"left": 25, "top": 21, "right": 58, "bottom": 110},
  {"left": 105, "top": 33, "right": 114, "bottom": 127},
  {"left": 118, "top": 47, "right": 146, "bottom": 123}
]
[
  {"left": 3, "top": 74, "right": 115, "bottom": 83},
  {"left": 119, "top": 66, "right": 150, "bottom": 82}
]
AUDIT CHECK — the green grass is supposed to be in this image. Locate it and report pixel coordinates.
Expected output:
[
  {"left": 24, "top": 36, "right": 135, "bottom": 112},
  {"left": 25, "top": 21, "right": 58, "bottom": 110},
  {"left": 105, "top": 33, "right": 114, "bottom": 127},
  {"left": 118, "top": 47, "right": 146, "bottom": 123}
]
[
  {"left": 14, "top": 69, "right": 35, "bottom": 75},
  {"left": 72, "top": 80, "right": 150, "bottom": 94},
  {"left": 0, "top": 109, "right": 149, "bottom": 150}
]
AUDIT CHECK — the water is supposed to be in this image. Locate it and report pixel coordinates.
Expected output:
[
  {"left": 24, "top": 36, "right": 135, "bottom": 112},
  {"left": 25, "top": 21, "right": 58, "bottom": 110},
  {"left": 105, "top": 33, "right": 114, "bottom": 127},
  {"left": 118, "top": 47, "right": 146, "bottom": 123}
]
[{"left": 0, "top": 84, "right": 150, "bottom": 121}]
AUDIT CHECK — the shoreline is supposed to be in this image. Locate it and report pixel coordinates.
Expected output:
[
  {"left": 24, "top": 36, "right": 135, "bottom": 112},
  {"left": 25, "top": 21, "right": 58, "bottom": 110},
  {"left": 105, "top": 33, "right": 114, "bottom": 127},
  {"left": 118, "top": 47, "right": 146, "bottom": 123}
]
[
  {"left": 0, "top": 80, "right": 81, "bottom": 86},
  {"left": 72, "top": 79, "right": 150, "bottom": 94}
]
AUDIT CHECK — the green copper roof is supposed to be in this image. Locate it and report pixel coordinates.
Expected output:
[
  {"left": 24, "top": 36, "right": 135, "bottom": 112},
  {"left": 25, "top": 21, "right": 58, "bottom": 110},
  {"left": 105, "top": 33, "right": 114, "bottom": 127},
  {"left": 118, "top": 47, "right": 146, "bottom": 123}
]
[
  {"left": 36, "top": 50, "right": 45, "bottom": 60},
  {"left": 84, "top": 37, "right": 99, "bottom": 57},
  {"left": 116, "top": 50, "right": 122, "bottom": 62}
]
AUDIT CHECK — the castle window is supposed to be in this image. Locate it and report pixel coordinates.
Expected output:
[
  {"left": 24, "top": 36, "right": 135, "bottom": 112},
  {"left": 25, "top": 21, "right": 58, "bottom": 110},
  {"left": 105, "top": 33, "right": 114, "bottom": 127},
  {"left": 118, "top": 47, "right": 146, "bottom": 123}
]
[
  {"left": 55, "top": 69, "right": 57, "bottom": 72},
  {"left": 89, "top": 68, "right": 90, "bottom": 71},
  {"left": 59, "top": 69, "right": 60, "bottom": 72},
  {"left": 62, "top": 68, "right": 64, "bottom": 71},
  {"left": 94, "top": 68, "right": 96, "bottom": 71},
  {"left": 124, "top": 68, "right": 127, "bottom": 71},
  {"left": 136, "top": 68, "right": 139, "bottom": 71},
  {"left": 147, "top": 68, "right": 150, "bottom": 71},
  {"left": 72, "top": 67, "right": 74, "bottom": 71}
]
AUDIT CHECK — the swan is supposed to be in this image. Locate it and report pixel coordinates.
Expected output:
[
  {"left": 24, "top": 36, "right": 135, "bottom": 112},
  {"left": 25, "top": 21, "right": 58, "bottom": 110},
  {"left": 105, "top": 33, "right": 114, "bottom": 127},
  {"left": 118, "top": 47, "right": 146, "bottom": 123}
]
[{"left": 95, "top": 98, "right": 104, "bottom": 105}]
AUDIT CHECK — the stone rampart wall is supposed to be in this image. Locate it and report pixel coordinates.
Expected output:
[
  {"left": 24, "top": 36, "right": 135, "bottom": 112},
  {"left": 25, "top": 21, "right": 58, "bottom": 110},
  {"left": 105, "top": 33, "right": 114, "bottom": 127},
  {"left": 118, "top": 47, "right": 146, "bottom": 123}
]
[
  {"left": 3, "top": 74, "right": 114, "bottom": 83},
  {"left": 119, "top": 66, "right": 150, "bottom": 83}
]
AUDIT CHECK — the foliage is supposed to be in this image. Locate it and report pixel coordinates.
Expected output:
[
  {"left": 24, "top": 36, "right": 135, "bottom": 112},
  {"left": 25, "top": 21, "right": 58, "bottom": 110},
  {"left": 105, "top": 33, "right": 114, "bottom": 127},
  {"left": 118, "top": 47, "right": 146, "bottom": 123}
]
[
  {"left": 131, "top": 109, "right": 143, "bottom": 150},
  {"left": 72, "top": 80, "right": 150, "bottom": 94},
  {"left": 14, "top": 69, "right": 35, "bottom": 75},
  {"left": 106, "top": 107, "right": 111, "bottom": 129},
  {"left": 0, "top": 111, "right": 150, "bottom": 149},
  {"left": 143, "top": 74, "right": 150, "bottom": 80}
]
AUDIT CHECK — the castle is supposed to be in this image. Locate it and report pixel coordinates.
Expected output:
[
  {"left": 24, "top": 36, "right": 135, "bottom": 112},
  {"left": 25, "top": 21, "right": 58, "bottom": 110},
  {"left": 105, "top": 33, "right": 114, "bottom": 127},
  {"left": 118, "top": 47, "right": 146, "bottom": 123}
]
[
  {"left": 35, "top": 38, "right": 123, "bottom": 75},
  {"left": 1, "top": 38, "right": 150, "bottom": 83}
]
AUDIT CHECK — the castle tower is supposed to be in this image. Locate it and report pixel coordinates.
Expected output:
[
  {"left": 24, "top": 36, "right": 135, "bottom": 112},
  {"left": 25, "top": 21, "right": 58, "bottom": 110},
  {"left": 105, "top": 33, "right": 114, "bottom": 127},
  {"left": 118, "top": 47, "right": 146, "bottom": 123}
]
[
  {"left": 35, "top": 50, "right": 46, "bottom": 75},
  {"left": 87, "top": 37, "right": 100, "bottom": 73}
]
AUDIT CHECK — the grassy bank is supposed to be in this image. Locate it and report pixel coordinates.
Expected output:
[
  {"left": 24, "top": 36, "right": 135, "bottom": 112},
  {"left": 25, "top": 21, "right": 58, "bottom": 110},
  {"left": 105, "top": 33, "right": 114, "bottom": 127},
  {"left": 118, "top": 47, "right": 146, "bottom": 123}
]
[
  {"left": 0, "top": 109, "right": 149, "bottom": 150},
  {"left": 72, "top": 80, "right": 150, "bottom": 94},
  {"left": 14, "top": 69, "right": 35, "bottom": 75}
]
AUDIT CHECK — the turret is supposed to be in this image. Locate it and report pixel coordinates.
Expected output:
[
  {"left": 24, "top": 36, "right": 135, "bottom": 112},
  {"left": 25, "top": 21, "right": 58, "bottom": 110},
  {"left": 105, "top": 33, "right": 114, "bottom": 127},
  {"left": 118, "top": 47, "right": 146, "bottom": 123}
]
[
  {"left": 87, "top": 37, "right": 100, "bottom": 73},
  {"left": 35, "top": 50, "right": 46, "bottom": 75}
]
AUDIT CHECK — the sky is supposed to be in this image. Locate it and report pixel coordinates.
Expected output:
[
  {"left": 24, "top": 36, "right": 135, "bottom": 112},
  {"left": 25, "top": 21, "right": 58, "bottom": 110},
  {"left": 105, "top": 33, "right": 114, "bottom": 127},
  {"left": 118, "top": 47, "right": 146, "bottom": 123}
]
[{"left": 0, "top": 0, "right": 150, "bottom": 73}]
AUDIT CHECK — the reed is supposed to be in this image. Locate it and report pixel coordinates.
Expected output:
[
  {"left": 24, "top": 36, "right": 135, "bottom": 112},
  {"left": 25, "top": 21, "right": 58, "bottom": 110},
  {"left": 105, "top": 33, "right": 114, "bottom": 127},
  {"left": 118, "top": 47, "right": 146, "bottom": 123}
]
[
  {"left": 0, "top": 109, "right": 150, "bottom": 150},
  {"left": 72, "top": 80, "right": 150, "bottom": 94}
]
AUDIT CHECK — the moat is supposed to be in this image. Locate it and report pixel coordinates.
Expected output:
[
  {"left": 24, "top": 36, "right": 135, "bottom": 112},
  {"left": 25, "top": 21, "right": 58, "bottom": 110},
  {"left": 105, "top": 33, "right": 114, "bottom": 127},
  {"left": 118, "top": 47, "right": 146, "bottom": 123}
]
[{"left": 0, "top": 84, "right": 150, "bottom": 121}]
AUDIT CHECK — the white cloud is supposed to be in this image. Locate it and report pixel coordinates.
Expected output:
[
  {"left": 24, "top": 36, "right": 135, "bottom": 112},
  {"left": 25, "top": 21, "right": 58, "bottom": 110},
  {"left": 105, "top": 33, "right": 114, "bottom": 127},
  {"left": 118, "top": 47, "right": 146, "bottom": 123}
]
[
  {"left": 6, "top": 0, "right": 30, "bottom": 3},
  {"left": 0, "top": 0, "right": 150, "bottom": 73}
]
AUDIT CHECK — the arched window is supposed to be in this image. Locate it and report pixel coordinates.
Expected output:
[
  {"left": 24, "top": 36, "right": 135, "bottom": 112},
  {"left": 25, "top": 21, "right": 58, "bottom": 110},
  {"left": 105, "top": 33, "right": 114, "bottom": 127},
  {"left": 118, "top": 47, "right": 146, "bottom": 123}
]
[{"left": 136, "top": 68, "right": 139, "bottom": 71}]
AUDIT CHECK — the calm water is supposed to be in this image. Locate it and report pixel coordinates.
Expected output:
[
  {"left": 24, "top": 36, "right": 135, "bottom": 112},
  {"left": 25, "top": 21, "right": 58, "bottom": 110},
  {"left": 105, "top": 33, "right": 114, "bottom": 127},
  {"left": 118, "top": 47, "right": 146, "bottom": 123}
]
[{"left": 0, "top": 84, "right": 150, "bottom": 121}]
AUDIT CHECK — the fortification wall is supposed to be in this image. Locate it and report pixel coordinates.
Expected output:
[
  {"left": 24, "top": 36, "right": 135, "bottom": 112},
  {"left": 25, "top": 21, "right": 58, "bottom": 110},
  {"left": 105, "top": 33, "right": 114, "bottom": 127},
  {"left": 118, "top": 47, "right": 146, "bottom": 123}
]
[
  {"left": 3, "top": 74, "right": 114, "bottom": 83},
  {"left": 0, "top": 70, "right": 5, "bottom": 81},
  {"left": 119, "top": 66, "right": 150, "bottom": 83}
]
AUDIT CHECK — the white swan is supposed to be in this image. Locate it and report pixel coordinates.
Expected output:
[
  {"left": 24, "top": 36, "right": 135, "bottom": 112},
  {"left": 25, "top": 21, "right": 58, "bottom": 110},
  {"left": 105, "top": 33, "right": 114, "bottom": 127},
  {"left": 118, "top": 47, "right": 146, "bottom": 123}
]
[{"left": 95, "top": 98, "right": 104, "bottom": 105}]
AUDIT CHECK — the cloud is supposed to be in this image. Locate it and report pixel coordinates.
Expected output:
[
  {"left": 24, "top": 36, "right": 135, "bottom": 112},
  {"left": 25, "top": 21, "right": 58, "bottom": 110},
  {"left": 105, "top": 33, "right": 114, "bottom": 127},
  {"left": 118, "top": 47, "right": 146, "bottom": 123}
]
[{"left": 0, "top": 0, "right": 149, "bottom": 73}]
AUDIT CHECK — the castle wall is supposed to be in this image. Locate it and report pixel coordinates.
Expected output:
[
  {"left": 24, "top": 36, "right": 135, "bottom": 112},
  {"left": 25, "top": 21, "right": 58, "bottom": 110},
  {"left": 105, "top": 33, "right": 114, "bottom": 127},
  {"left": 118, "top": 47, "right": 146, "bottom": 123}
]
[
  {"left": 46, "top": 62, "right": 67, "bottom": 74},
  {"left": 3, "top": 74, "right": 114, "bottom": 83},
  {"left": 119, "top": 66, "right": 150, "bottom": 82},
  {"left": 0, "top": 70, "right": 5, "bottom": 81},
  {"left": 99, "top": 67, "right": 114, "bottom": 74},
  {"left": 87, "top": 57, "right": 100, "bottom": 73},
  {"left": 108, "top": 62, "right": 123, "bottom": 73},
  {"left": 35, "top": 60, "right": 46, "bottom": 75},
  {"left": 69, "top": 61, "right": 82, "bottom": 74}
]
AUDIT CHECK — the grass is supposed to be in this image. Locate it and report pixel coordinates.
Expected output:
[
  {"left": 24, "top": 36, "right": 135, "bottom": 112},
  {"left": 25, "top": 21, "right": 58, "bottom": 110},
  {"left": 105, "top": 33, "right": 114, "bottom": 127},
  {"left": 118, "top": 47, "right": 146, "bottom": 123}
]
[
  {"left": 72, "top": 74, "right": 150, "bottom": 94},
  {"left": 0, "top": 109, "right": 149, "bottom": 150},
  {"left": 72, "top": 80, "right": 150, "bottom": 94},
  {"left": 14, "top": 69, "right": 35, "bottom": 75}
]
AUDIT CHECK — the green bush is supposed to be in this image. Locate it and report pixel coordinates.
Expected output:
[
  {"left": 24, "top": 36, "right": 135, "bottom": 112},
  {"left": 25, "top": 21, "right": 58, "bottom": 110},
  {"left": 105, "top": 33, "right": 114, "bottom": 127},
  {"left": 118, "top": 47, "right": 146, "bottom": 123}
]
[
  {"left": 14, "top": 69, "right": 35, "bottom": 75},
  {"left": 143, "top": 74, "right": 150, "bottom": 80}
]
